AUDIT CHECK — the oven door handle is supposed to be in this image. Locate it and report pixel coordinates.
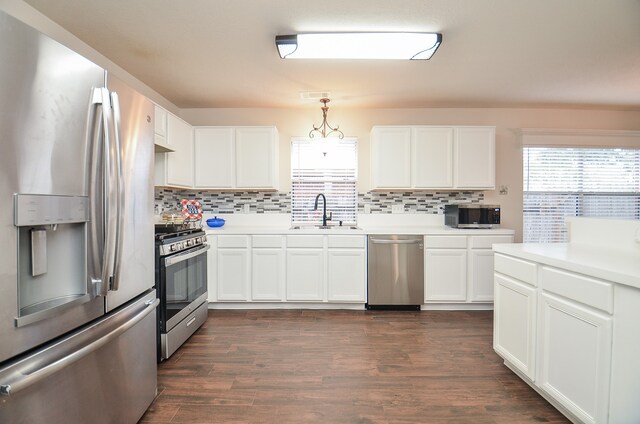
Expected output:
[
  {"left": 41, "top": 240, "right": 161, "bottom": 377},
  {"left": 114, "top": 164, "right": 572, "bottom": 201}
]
[{"left": 164, "top": 244, "right": 210, "bottom": 267}]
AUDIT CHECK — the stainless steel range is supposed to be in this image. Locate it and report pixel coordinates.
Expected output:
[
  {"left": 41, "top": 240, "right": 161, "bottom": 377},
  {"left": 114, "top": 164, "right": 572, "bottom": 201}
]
[{"left": 155, "top": 225, "right": 209, "bottom": 361}]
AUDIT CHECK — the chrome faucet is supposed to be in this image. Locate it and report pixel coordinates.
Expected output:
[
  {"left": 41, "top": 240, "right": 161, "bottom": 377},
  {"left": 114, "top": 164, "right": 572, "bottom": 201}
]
[{"left": 313, "top": 194, "right": 332, "bottom": 227}]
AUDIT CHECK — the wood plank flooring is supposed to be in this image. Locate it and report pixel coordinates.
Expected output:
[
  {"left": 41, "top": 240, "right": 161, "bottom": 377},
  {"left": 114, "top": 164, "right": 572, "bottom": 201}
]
[{"left": 140, "top": 310, "right": 569, "bottom": 423}]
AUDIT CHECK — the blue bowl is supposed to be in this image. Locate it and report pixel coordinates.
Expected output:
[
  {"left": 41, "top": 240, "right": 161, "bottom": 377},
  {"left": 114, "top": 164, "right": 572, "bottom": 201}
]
[{"left": 206, "top": 217, "right": 225, "bottom": 228}]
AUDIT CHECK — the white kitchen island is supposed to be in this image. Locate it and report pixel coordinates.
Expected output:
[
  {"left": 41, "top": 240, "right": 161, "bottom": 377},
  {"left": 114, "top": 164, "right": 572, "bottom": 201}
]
[{"left": 493, "top": 217, "right": 640, "bottom": 424}]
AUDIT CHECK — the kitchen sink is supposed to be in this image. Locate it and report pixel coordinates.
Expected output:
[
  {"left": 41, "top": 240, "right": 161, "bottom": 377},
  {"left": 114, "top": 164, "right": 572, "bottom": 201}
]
[{"left": 290, "top": 225, "right": 361, "bottom": 230}]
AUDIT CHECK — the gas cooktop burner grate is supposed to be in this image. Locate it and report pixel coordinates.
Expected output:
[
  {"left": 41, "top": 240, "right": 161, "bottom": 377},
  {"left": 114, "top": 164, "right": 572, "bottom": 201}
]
[{"left": 154, "top": 224, "right": 203, "bottom": 240}]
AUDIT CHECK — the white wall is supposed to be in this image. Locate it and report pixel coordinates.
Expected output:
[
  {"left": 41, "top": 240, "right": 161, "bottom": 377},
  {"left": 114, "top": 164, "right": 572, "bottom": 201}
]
[
  {"left": 4, "top": 0, "right": 640, "bottom": 242},
  {"left": 0, "top": 0, "right": 178, "bottom": 113},
  {"left": 182, "top": 107, "right": 640, "bottom": 241}
]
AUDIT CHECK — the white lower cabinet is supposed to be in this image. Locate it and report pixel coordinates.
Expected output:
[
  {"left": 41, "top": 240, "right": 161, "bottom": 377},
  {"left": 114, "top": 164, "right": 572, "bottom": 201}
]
[
  {"left": 424, "top": 249, "right": 467, "bottom": 301},
  {"left": 537, "top": 293, "right": 612, "bottom": 424},
  {"left": 425, "top": 235, "right": 513, "bottom": 304},
  {"left": 209, "top": 234, "right": 366, "bottom": 304},
  {"left": 286, "top": 249, "right": 325, "bottom": 301},
  {"left": 251, "top": 235, "right": 285, "bottom": 301},
  {"left": 215, "top": 235, "right": 250, "bottom": 301},
  {"left": 469, "top": 250, "right": 496, "bottom": 301},
  {"left": 327, "top": 250, "right": 366, "bottom": 302},
  {"left": 216, "top": 249, "right": 250, "bottom": 301},
  {"left": 494, "top": 253, "right": 616, "bottom": 424},
  {"left": 251, "top": 249, "right": 285, "bottom": 301},
  {"left": 493, "top": 273, "right": 536, "bottom": 380}
]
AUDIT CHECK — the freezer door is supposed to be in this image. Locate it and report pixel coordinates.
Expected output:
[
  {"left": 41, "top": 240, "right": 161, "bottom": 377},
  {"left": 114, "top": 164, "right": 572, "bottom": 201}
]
[
  {"left": 0, "top": 10, "right": 106, "bottom": 363},
  {"left": 105, "top": 74, "right": 155, "bottom": 311},
  {"left": 0, "top": 290, "right": 158, "bottom": 424}
]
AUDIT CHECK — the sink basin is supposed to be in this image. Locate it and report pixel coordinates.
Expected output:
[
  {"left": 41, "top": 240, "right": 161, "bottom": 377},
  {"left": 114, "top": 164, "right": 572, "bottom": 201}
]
[{"left": 290, "top": 225, "right": 361, "bottom": 230}]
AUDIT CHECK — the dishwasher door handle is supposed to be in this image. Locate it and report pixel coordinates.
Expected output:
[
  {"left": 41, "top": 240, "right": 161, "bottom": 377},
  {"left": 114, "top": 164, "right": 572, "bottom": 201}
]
[{"left": 369, "top": 238, "right": 423, "bottom": 244}]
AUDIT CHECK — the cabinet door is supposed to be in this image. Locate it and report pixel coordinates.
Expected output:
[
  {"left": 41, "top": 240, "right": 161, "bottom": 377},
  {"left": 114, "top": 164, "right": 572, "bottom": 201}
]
[
  {"left": 412, "top": 127, "right": 454, "bottom": 188},
  {"left": 194, "top": 127, "right": 235, "bottom": 188},
  {"left": 454, "top": 127, "right": 495, "bottom": 189},
  {"left": 235, "top": 127, "right": 278, "bottom": 189},
  {"left": 252, "top": 248, "right": 284, "bottom": 301},
  {"left": 286, "top": 249, "right": 324, "bottom": 301},
  {"left": 216, "top": 249, "right": 250, "bottom": 301},
  {"left": 154, "top": 105, "right": 167, "bottom": 137},
  {"left": 424, "top": 249, "right": 467, "bottom": 302},
  {"left": 537, "top": 293, "right": 612, "bottom": 424},
  {"left": 493, "top": 274, "right": 536, "bottom": 380},
  {"left": 165, "top": 114, "right": 194, "bottom": 187},
  {"left": 469, "top": 249, "right": 496, "bottom": 302},
  {"left": 327, "top": 249, "right": 366, "bottom": 302},
  {"left": 370, "top": 127, "right": 411, "bottom": 189}
]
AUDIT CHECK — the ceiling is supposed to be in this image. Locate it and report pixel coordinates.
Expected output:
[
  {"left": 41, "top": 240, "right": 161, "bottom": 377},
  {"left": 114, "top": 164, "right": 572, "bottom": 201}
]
[{"left": 23, "top": 0, "right": 640, "bottom": 110}]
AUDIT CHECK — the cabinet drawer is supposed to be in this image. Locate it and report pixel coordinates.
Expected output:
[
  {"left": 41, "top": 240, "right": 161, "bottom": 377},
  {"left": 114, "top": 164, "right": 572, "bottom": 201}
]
[
  {"left": 494, "top": 253, "right": 537, "bottom": 286},
  {"left": 328, "top": 235, "right": 365, "bottom": 249},
  {"left": 424, "top": 236, "right": 466, "bottom": 249},
  {"left": 217, "top": 235, "right": 249, "bottom": 248},
  {"left": 286, "top": 235, "right": 324, "bottom": 248},
  {"left": 252, "top": 235, "right": 283, "bottom": 248},
  {"left": 540, "top": 266, "right": 613, "bottom": 313},
  {"left": 469, "top": 235, "right": 514, "bottom": 249}
]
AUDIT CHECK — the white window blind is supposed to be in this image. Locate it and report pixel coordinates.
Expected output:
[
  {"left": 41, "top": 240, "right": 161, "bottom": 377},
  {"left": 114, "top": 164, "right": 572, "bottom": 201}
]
[
  {"left": 291, "top": 138, "right": 357, "bottom": 225},
  {"left": 523, "top": 147, "right": 640, "bottom": 243}
]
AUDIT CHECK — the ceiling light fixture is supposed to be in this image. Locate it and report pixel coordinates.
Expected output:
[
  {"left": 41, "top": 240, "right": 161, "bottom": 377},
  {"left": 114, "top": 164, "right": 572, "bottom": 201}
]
[
  {"left": 309, "top": 98, "right": 344, "bottom": 139},
  {"left": 275, "top": 32, "right": 442, "bottom": 60}
]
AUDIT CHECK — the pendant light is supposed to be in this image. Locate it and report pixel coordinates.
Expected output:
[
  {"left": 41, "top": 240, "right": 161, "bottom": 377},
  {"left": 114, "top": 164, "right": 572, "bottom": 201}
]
[{"left": 309, "top": 98, "right": 344, "bottom": 139}]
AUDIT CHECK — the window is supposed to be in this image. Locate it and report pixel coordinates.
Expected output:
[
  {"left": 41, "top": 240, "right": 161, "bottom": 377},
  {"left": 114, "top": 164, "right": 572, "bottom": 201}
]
[
  {"left": 291, "top": 138, "right": 357, "bottom": 225},
  {"left": 523, "top": 147, "right": 640, "bottom": 242}
]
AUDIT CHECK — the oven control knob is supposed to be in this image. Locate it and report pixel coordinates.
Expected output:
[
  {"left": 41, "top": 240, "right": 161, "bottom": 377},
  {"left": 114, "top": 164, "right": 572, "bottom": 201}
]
[{"left": 170, "top": 244, "right": 177, "bottom": 252}]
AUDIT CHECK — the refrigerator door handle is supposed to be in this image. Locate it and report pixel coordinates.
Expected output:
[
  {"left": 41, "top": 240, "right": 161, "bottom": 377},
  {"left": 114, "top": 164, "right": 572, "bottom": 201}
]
[
  {"left": 109, "top": 91, "right": 124, "bottom": 292},
  {"left": 0, "top": 298, "right": 159, "bottom": 397},
  {"left": 102, "top": 87, "right": 119, "bottom": 293},
  {"left": 88, "top": 87, "right": 117, "bottom": 297}
]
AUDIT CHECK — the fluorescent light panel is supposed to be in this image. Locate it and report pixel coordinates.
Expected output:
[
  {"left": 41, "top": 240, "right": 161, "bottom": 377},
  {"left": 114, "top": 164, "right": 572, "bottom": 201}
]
[{"left": 276, "top": 32, "right": 442, "bottom": 60}]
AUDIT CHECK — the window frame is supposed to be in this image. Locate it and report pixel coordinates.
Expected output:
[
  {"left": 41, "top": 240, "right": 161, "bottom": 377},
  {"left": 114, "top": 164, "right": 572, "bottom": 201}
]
[{"left": 290, "top": 137, "right": 358, "bottom": 226}]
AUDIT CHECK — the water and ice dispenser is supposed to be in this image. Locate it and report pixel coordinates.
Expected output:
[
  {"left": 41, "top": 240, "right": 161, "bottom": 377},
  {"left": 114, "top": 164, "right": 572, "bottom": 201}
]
[{"left": 14, "top": 194, "right": 90, "bottom": 327}]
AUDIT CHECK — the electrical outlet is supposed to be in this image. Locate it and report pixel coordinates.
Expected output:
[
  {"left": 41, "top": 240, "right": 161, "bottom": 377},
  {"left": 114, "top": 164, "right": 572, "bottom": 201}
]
[
  {"left": 391, "top": 204, "right": 404, "bottom": 214},
  {"left": 499, "top": 185, "right": 509, "bottom": 195},
  {"left": 243, "top": 203, "right": 251, "bottom": 213}
]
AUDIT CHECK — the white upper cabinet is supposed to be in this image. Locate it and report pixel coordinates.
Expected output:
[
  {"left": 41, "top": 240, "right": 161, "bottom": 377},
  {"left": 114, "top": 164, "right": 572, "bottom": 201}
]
[
  {"left": 152, "top": 105, "right": 173, "bottom": 153},
  {"left": 194, "top": 127, "right": 235, "bottom": 188},
  {"left": 193, "top": 126, "right": 278, "bottom": 190},
  {"left": 412, "top": 127, "right": 454, "bottom": 188},
  {"left": 370, "top": 127, "right": 411, "bottom": 188},
  {"left": 154, "top": 105, "right": 167, "bottom": 138},
  {"left": 455, "top": 127, "right": 495, "bottom": 189},
  {"left": 371, "top": 125, "right": 495, "bottom": 190},
  {"left": 235, "top": 127, "right": 278, "bottom": 189},
  {"left": 155, "top": 112, "right": 193, "bottom": 187}
]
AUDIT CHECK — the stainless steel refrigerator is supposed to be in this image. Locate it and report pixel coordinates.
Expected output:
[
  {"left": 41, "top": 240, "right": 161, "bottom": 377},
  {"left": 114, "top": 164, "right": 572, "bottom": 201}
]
[{"left": 0, "top": 10, "right": 158, "bottom": 423}]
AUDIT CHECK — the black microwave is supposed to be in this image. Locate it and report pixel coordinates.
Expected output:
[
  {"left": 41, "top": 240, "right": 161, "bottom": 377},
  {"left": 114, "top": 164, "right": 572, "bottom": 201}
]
[{"left": 444, "top": 204, "right": 501, "bottom": 228}]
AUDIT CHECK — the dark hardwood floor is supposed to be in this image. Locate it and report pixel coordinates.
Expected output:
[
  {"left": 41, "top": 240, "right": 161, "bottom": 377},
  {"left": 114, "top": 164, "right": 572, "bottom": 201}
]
[{"left": 140, "top": 310, "right": 569, "bottom": 423}]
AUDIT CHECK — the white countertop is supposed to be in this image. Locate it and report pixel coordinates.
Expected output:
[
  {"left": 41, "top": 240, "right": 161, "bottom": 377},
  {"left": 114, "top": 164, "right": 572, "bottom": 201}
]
[
  {"left": 493, "top": 242, "right": 640, "bottom": 289},
  {"left": 200, "top": 213, "right": 515, "bottom": 236},
  {"left": 204, "top": 225, "right": 515, "bottom": 236}
]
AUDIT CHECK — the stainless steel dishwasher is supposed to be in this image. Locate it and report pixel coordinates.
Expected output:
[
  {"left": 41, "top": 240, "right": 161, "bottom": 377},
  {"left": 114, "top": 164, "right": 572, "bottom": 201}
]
[{"left": 367, "top": 235, "right": 424, "bottom": 310}]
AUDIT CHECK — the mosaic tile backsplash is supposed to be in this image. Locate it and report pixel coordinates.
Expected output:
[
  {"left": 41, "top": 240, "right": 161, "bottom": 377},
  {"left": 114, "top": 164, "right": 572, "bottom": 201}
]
[{"left": 155, "top": 188, "right": 484, "bottom": 215}]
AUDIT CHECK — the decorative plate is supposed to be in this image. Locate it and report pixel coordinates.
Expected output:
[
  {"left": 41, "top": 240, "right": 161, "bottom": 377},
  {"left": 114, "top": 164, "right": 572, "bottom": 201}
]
[{"left": 181, "top": 199, "right": 202, "bottom": 221}]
